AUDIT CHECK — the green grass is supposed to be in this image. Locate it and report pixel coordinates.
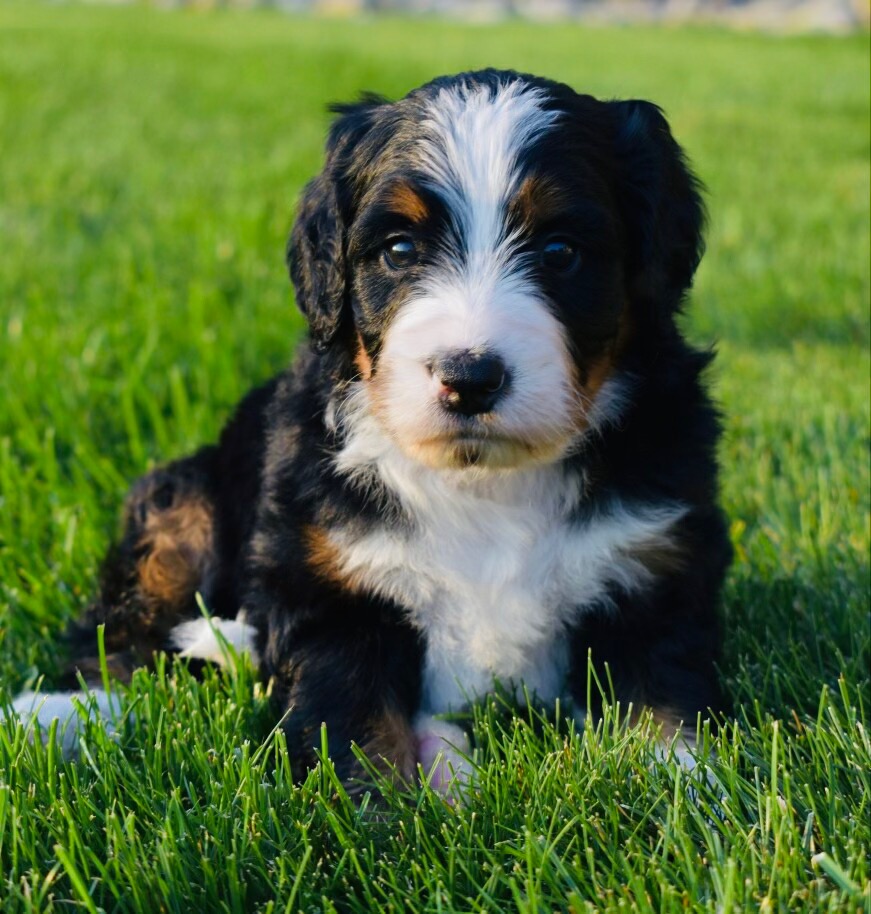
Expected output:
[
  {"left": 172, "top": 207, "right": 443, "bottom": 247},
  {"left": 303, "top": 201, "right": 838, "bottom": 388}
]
[{"left": 0, "top": 4, "right": 868, "bottom": 911}]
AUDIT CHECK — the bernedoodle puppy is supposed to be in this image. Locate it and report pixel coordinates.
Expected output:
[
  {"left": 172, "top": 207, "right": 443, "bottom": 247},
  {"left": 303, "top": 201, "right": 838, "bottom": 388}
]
[{"left": 10, "top": 69, "right": 732, "bottom": 792}]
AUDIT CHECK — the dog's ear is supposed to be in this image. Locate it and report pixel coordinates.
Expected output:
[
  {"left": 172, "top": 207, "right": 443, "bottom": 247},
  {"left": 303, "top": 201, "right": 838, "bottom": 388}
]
[
  {"left": 609, "top": 100, "right": 706, "bottom": 312},
  {"left": 288, "top": 97, "right": 385, "bottom": 350}
]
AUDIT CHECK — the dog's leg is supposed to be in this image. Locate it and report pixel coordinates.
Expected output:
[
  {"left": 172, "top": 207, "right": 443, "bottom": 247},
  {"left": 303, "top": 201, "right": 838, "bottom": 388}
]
[
  {"left": 62, "top": 450, "right": 220, "bottom": 687},
  {"left": 4, "top": 452, "right": 220, "bottom": 756},
  {"left": 566, "top": 506, "right": 729, "bottom": 771},
  {"left": 248, "top": 596, "right": 424, "bottom": 795},
  {"left": 568, "top": 600, "right": 724, "bottom": 769}
]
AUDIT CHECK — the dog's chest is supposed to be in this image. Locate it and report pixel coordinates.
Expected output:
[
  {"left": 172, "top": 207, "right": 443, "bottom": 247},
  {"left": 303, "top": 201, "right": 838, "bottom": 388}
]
[
  {"left": 331, "top": 464, "right": 682, "bottom": 714},
  {"left": 390, "top": 501, "right": 576, "bottom": 713}
]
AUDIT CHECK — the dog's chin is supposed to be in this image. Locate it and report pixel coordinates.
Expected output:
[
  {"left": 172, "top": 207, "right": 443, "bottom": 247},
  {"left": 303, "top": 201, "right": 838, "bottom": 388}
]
[{"left": 403, "top": 434, "right": 571, "bottom": 473}]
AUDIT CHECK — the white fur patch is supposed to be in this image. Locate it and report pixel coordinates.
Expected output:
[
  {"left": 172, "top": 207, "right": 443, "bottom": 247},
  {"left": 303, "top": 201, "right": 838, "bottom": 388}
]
[
  {"left": 6, "top": 688, "right": 120, "bottom": 758},
  {"left": 333, "top": 409, "right": 685, "bottom": 715},
  {"left": 170, "top": 613, "right": 260, "bottom": 669},
  {"left": 418, "top": 78, "right": 558, "bottom": 252}
]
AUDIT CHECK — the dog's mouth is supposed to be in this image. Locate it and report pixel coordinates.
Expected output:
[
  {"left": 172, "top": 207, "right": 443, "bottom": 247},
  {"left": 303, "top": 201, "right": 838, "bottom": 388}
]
[
  {"left": 408, "top": 431, "right": 565, "bottom": 471},
  {"left": 362, "top": 372, "right": 581, "bottom": 472},
  {"left": 443, "top": 436, "right": 501, "bottom": 468}
]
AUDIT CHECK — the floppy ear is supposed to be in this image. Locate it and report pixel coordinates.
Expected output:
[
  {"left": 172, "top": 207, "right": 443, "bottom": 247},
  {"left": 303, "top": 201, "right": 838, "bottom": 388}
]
[
  {"left": 288, "top": 171, "right": 346, "bottom": 350},
  {"left": 287, "top": 98, "right": 385, "bottom": 350},
  {"left": 610, "top": 100, "right": 706, "bottom": 312}
]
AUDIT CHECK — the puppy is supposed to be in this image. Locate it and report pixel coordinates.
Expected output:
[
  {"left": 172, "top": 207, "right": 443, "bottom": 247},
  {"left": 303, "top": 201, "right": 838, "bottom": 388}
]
[{"left": 10, "top": 70, "right": 731, "bottom": 791}]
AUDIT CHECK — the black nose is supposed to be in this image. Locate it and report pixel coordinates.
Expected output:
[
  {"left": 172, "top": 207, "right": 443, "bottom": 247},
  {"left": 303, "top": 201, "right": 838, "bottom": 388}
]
[{"left": 432, "top": 350, "right": 508, "bottom": 416}]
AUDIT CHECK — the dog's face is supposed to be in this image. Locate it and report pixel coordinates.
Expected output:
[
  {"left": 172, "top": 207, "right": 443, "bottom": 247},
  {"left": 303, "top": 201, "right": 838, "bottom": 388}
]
[{"left": 290, "top": 71, "right": 704, "bottom": 471}]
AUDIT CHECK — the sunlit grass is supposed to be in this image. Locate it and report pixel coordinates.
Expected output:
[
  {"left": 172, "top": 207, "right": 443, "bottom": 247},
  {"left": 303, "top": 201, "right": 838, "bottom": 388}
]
[{"left": 0, "top": 4, "right": 868, "bottom": 911}]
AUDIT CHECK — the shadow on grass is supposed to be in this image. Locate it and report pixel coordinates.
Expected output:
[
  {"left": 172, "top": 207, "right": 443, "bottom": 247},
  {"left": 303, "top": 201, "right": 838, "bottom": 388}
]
[{"left": 721, "top": 558, "right": 869, "bottom": 719}]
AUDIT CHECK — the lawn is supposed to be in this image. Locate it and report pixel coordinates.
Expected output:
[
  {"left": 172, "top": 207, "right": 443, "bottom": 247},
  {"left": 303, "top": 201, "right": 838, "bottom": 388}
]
[{"left": 0, "top": 4, "right": 868, "bottom": 911}]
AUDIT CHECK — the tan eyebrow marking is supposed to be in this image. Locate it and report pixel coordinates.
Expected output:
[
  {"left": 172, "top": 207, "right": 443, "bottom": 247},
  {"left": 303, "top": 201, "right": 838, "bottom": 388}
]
[
  {"left": 511, "top": 175, "right": 566, "bottom": 230},
  {"left": 384, "top": 181, "right": 430, "bottom": 224}
]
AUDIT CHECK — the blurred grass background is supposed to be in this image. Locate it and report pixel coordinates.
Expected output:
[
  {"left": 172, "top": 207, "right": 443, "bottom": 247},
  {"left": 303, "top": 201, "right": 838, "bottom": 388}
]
[{"left": 0, "top": 4, "right": 868, "bottom": 911}]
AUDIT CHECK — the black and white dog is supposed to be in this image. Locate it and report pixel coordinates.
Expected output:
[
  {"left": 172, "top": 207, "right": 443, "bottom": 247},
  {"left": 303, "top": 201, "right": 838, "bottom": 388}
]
[{"left": 11, "top": 70, "right": 731, "bottom": 789}]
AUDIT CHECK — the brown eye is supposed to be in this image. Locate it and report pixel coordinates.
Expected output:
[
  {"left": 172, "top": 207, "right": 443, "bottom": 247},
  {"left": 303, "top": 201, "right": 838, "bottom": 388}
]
[
  {"left": 541, "top": 238, "right": 580, "bottom": 273},
  {"left": 383, "top": 237, "right": 418, "bottom": 270}
]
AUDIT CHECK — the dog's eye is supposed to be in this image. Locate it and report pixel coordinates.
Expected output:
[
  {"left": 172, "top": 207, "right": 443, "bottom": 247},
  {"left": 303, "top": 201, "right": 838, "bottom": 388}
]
[
  {"left": 383, "top": 237, "right": 419, "bottom": 270},
  {"left": 540, "top": 238, "right": 580, "bottom": 274}
]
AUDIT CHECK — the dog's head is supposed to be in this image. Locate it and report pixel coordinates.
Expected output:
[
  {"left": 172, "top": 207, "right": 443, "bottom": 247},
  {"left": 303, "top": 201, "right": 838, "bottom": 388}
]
[{"left": 289, "top": 70, "right": 704, "bottom": 471}]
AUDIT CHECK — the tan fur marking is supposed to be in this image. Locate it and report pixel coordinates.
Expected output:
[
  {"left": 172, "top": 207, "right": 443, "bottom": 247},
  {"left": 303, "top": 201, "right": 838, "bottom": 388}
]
[
  {"left": 137, "top": 499, "right": 213, "bottom": 607},
  {"left": 384, "top": 182, "right": 430, "bottom": 224},
  {"left": 576, "top": 308, "right": 634, "bottom": 431},
  {"left": 580, "top": 351, "right": 615, "bottom": 405},
  {"left": 365, "top": 361, "right": 394, "bottom": 438},
  {"left": 512, "top": 175, "right": 565, "bottom": 230},
  {"left": 303, "top": 524, "right": 362, "bottom": 593},
  {"left": 354, "top": 333, "right": 373, "bottom": 380},
  {"left": 360, "top": 708, "right": 417, "bottom": 781}
]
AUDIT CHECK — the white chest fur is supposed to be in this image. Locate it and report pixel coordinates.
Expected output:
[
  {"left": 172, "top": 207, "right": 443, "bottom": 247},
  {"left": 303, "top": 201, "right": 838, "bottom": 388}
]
[{"left": 333, "top": 430, "right": 685, "bottom": 715}]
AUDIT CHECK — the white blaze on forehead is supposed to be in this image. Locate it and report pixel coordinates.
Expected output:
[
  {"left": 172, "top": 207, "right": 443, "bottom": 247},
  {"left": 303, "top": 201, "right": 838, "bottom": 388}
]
[
  {"left": 417, "top": 78, "right": 559, "bottom": 256},
  {"left": 408, "top": 79, "right": 562, "bottom": 358}
]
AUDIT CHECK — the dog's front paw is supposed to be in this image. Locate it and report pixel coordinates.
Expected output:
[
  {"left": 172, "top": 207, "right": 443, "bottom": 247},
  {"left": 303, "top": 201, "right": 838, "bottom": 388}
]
[
  {"left": 413, "top": 714, "right": 472, "bottom": 798},
  {"left": 4, "top": 688, "right": 120, "bottom": 758},
  {"left": 170, "top": 613, "right": 260, "bottom": 669}
]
